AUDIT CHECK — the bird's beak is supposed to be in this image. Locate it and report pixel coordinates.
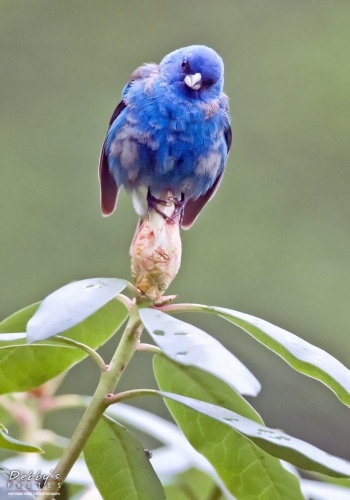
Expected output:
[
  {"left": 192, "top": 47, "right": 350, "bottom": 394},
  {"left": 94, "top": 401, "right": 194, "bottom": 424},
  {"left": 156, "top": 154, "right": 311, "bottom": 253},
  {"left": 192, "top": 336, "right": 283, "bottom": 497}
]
[{"left": 184, "top": 73, "right": 202, "bottom": 90}]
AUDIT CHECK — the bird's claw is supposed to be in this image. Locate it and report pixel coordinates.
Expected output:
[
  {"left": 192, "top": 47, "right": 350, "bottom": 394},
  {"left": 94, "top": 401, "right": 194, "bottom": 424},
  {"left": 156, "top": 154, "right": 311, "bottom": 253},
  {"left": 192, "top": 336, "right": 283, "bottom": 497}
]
[{"left": 147, "top": 190, "right": 185, "bottom": 224}]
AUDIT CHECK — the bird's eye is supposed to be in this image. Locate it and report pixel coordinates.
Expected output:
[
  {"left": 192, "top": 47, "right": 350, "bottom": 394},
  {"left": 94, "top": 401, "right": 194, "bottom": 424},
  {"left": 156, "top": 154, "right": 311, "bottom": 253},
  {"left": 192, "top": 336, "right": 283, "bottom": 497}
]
[
  {"left": 181, "top": 60, "right": 187, "bottom": 68},
  {"left": 204, "top": 78, "right": 214, "bottom": 87}
]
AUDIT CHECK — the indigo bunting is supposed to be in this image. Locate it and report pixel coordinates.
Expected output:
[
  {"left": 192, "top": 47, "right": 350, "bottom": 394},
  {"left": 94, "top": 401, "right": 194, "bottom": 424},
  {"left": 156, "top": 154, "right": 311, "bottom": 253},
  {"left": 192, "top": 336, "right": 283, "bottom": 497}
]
[{"left": 99, "top": 45, "right": 231, "bottom": 228}]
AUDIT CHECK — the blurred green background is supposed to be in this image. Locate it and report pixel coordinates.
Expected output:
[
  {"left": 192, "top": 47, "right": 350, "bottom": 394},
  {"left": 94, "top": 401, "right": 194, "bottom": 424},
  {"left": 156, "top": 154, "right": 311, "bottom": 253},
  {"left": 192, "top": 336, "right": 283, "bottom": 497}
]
[{"left": 1, "top": 0, "right": 350, "bottom": 464}]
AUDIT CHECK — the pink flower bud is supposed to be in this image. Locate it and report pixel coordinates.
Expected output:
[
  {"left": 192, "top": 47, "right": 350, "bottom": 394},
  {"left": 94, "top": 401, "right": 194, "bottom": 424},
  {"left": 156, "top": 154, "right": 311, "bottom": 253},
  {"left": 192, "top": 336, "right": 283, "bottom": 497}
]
[{"left": 130, "top": 192, "right": 182, "bottom": 300}]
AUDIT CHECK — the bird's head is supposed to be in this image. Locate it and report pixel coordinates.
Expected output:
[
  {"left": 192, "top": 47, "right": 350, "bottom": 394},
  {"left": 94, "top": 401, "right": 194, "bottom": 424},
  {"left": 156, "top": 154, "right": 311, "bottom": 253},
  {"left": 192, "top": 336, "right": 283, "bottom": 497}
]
[{"left": 160, "top": 45, "right": 224, "bottom": 101}]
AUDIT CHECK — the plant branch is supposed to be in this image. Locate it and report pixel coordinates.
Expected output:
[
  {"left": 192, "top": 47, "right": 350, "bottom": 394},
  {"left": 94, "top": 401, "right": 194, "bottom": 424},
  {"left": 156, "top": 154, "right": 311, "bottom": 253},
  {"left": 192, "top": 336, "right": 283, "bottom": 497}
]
[
  {"left": 154, "top": 303, "right": 208, "bottom": 314},
  {"left": 105, "top": 388, "right": 158, "bottom": 405},
  {"left": 115, "top": 293, "right": 135, "bottom": 311},
  {"left": 53, "top": 336, "right": 107, "bottom": 372},
  {"left": 137, "top": 342, "right": 162, "bottom": 355},
  {"left": 126, "top": 281, "right": 141, "bottom": 297},
  {"left": 41, "top": 305, "right": 143, "bottom": 499}
]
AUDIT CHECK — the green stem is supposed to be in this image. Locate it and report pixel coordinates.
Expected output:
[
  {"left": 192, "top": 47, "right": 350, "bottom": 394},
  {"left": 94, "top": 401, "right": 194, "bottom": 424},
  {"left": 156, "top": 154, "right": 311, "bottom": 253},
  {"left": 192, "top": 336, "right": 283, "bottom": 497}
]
[
  {"left": 106, "top": 388, "right": 158, "bottom": 405},
  {"left": 126, "top": 281, "right": 141, "bottom": 297},
  {"left": 53, "top": 336, "right": 107, "bottom": 372},
  {"left": 137, "top": 342, "right": 162, "bottom": 355},
  {"left": 154, "top": 303, "right": 208, "bottom": 314},
  {"left": 115, "top": 293, "right": 135, "bottom": 311},
  {"left": 41, "top": 305, "right": 142, "bottom": 498}
]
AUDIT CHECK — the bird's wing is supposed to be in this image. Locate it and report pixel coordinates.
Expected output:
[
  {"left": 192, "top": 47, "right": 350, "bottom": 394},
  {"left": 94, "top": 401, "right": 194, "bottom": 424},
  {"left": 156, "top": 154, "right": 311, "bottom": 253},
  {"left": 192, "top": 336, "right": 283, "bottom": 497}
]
[
  {"left": 99, "top": 63, "right": 159, "bottom": 217},
  {"left": 181, "top": 125, "right": 232, "bottom": 229},
  {"left": 99, "top": 100, "right": 127, "bottom": 216}
]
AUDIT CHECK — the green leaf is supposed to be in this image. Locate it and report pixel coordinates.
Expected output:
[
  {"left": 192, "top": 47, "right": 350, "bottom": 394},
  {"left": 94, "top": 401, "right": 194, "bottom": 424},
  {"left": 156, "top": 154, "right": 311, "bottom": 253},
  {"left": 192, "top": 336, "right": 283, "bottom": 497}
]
[
  {"left": 301, "top": 479, "right": 350, "bottom": 499},
  {"left": 0, "top": 333, "right": 26, "bottom": 341},
  {"left": 153, "top": 355, "right": 304, "bottom": 500},
  {"left": 200, "top": 305, "right": 350, "bottom": 407},
  {"left": 0, "top": 427, "right": 42, "bottom": 453},
  {"left": 0, "top": 405, "right": 14, "bottom": 429},
  {"left": 311, "top": 472, "right": 350, "bottom": 488},
  {"left": 0, "top": 303, "right": 40, "bottom": 334},
  {"left": 156, "top": 386, "right": 350, "bottom": 478},
  {"left": 139, "top": 308, "right": 260, "bottom": 396},
  {"left": 84, "top": 414, "right": 165, "bottom": 500},
  {"left": 164, "top": 469, "right": 223, "bottom": 500},
  {"left": 0, "top": 299, "right": 128, "bottom": 394},
  {"left": 27, "top": 278, "right": 127, "bottom": 342},
  {"left": 40, "top": 438, "right": 70, "bottom": 461}
]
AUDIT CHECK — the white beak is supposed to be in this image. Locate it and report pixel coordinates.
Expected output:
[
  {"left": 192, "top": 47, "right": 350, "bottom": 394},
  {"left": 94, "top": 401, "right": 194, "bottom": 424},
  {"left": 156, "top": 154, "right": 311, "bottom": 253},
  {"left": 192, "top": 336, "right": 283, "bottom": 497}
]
[{"left": 184, "top": 72, "right": 202, "bottom": 90}]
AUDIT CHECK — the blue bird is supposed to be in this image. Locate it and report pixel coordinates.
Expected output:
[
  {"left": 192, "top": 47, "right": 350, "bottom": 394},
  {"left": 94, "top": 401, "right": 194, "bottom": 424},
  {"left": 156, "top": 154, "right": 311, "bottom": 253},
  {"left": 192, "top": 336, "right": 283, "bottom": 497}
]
[{"left": 99, "top": 45, "right": 231, "bottom": 228}]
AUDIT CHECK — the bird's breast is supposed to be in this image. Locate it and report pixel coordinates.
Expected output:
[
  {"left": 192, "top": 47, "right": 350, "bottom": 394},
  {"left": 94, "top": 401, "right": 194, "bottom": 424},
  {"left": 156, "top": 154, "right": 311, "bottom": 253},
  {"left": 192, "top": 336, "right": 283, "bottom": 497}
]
[{"left": 107, "top": 81, "right": 228, "bottom": 198}]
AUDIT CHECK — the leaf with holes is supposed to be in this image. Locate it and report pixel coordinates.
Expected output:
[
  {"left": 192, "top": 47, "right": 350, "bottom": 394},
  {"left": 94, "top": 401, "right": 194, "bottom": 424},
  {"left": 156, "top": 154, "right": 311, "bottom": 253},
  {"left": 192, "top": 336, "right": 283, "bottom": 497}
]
[
  {"left": 195, "top": 305, "right": 350, "bottom": 408},
  {"left": 153, "top": 355, "right": 304, "bottom": 500},
  {"left": 157, "top": 389, "right": 350, "bottom": 478},
  {"left": 27, "top": 278, "right": 127, "bottom": 342},
  {"left": 0, "top": 299, "right": 127, "bottom": 394},
  {"left": 140, "top": 308, "right": 260, "bottom": 396}
]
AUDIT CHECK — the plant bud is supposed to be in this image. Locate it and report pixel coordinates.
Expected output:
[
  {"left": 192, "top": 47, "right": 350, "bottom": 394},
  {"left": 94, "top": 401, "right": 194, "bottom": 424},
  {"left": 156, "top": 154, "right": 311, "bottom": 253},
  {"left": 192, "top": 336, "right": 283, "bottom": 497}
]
[{"left": 130, "top": 192, "right": 182, "bottom": 300}]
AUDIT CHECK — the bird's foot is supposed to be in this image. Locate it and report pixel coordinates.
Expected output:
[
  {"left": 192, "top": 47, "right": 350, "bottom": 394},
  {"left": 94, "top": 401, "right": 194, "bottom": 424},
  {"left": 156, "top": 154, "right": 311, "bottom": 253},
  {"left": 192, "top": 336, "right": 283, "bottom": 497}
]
[
  {"left": 147, "top": 190, "right": 185, "bottom": 224},
  {"left": 168, "top": 193, "right": 185, "bottom": 223}
]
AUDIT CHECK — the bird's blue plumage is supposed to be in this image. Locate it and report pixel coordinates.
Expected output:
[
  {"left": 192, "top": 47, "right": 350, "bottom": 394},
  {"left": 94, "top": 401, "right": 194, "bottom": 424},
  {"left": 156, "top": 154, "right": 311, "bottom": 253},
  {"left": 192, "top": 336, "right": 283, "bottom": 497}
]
[{"left": 99, "top": 45, "right": 231, "bottom": 228}]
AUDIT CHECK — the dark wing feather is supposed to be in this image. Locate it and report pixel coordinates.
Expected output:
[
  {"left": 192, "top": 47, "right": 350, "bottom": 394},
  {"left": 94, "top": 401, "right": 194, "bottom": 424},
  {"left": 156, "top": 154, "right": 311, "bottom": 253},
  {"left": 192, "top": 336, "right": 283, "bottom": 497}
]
[
  {"left": 224, "top": 125, "right": 232, "bottom": 153},
  {"left": 181, "top": 125, "right": 232, "bottom": 229},
  {"left": 99, "top": 101, "right": 127, "bottom": 216}
]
